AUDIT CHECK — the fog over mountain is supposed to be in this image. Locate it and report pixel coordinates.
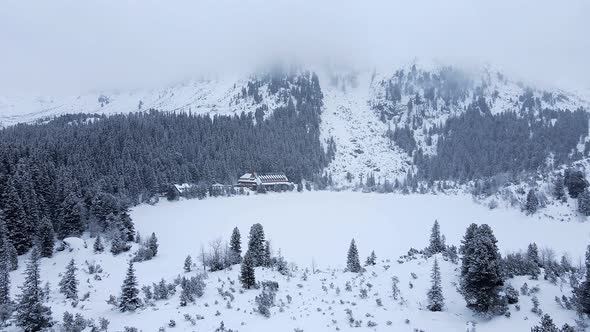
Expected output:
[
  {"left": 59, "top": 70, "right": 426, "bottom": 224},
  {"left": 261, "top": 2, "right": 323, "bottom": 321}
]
[{"left": 1, "top": 0, "right": 589, "bottom": 95}]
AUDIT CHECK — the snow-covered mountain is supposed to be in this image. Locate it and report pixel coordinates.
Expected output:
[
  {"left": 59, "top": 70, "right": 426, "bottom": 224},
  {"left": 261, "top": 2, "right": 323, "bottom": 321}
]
[{"left": 1, "top": 63, "right": 588, "bottom": 185}]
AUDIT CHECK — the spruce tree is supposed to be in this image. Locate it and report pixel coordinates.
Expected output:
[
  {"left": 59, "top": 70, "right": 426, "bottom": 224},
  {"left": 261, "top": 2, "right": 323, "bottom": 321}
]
[
  {"left": 459, "top": 223, "right": 479, "bottom": 255},
  {"left": 247, "top": 223, "right": 266, "bottom": 267},
  {"left": 240, "top": 251, "right": 256, "bottom": 289},
  {"left": 0, "top": 216, "right": 17, "bottom": 271},
  {"left": 365, "top": 251, "right": 377, "bottom": 266},
  {"left": 110, "top": 229, "right": 129, "bottom": 255},
  {"left": 0, "top": 239, "right": 10, "bottom": 322},
  {"left": 346, "top": 239, "right": 361, "bottom": 273},
  {"left": 58, "top": 193, "right": 85, "bottom": 239},
  {"left": 576, "top": 245, "right": 590, "bottom": 314},
  {"left": 460, "top": 224, "right": 505, "bottom": 314},
  {"left": 3, "top": 184, "right": 31, "bottom": 254},
  {"left": 147, "top": 233, "right": 158, "bottom": 257},
  {"left": 565, "top": 169, "right": 588, "bottom": 199},
  {"left": 119, "top": 261, "right": 141, "bottom": 312},
  {"left": 229, "top": 227, "right": 242, "bottom": 264},
  {"left": 553, "top": 175, "right": 566, "bottom": 201},
  {"left": 184, "top": 255, "right": 192, "bottom": 273},
  {"left": 93, "top": 235, "right": 104, "bottom": 253},
  {"left": 262, "top": 241, "right": 272, "bottom": 268},
  {"left": 6, "top": 241, "right": 18, "bottom": 271},
  {"left": 58, "top": 259, "right": 78, "bottom": 300},
  {"left": 427, "top": 258, "right": 444, "bottom": 311},
  {"left": 119, "top": 209, "right": 135, "bottom": 242},
  {"left": 15, "top": 247, "right": 53, "bottom": 331},
  {"left": 526, "top": 189, "right": 539, "bottom": 214},
  {"left": 37, "top": 217, "right": 55, "bottom": 258},
  {"left": 578, "top": 189, "right": 590, "bottom": 216},
  {"left": 527, "top": 243, "right": 541, "bottom": 278},
  {"left": 531, "top": 314, "right": 559, "bottom": 332},
  {"left": 429, "top": 220, "right": 444, "bottom": 254}
]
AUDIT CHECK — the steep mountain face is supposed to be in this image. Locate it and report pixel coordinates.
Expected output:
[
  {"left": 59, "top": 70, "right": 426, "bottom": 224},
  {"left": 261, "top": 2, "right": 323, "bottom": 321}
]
[{"left": 1, "top": 64, "right": 588, "bottom": 187}]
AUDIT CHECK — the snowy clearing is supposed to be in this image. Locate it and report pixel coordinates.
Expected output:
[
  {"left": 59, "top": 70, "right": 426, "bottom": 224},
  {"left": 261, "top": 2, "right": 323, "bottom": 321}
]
[
  {"left": 133, "top": 192, "right": 590, "bottom": 268},
  {"left": 7, "top": 192, "right": 590, "bottom": 332}
]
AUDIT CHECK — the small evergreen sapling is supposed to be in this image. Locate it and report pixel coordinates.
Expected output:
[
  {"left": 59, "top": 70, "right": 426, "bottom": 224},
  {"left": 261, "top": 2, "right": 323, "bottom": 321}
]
[
  {"left": 578, "top": 189, "right": 590, "bottom": 216},
  {"left": 262, "top": 241, "right": 272, "bottom": 268},
  {"left": 229, "top": 227, "right": 242, "bottom": 265},
  {"left": 119, "top": 261, "right": 141, "bottom": 312},
  {"left": 59, "top": 259, "right": 79, "bottom": 300},
  {"left": 240, "top": 251, "right": 256, "bottom": 289},
  {"left": 184, "top": 255, "right": 193, "bottom": 272},
  {"left": 93, "top": 235, "right": 105, "bottom": 253},
  {"left": 365, "top": 251, "right": 377, "bottom": 266},
  {"left": 526, "top": 189, "right": 540, "bottom": 214},
  {"left": 147, "top": 233, "right": 159, "bottom": 257},
  {"left": 428, "top": 220, "right": 444, "bottom": 254},
  {"left": 427, "top": 258, "right": 444, "bottom": 311},
  {"left": 346, "top": 239, "right": 361, "bottom": 273}
]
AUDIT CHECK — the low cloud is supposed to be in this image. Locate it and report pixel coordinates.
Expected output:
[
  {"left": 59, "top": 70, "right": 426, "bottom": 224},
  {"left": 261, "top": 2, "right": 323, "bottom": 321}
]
[{"left": 0, "top": 0, "right": 588, "bottom": 95}]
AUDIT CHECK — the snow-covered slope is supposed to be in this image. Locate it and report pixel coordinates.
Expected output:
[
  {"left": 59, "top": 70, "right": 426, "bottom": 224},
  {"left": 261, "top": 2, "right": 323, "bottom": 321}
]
[
  {"left": 1, "top": 64, "right": 589, "bottom": 186},
  {"left": 6, "top": 192, "right": 589, "bottom": 331}
]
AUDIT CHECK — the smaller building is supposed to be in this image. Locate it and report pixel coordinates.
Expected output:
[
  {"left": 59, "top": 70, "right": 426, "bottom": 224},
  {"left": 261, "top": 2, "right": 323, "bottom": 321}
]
[{"left": 238, "top": 172, "right": 290, "bottom": 191}]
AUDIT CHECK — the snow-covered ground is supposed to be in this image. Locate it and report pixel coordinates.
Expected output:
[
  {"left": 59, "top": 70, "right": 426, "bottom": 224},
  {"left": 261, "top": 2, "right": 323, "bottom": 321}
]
[{"left": 7, "top": 192, "right": 590, "bottom": 331}]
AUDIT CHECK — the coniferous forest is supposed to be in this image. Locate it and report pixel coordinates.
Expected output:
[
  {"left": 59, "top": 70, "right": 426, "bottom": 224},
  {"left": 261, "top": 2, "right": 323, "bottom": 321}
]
[{"left": 0, "top": 73, "right": 331, "bottom": 255}]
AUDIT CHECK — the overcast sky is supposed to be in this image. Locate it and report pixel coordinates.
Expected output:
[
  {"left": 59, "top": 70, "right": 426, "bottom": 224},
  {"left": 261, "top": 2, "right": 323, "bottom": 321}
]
[{"left": 0, "top": 0, "right": 588, "bottom": 95}]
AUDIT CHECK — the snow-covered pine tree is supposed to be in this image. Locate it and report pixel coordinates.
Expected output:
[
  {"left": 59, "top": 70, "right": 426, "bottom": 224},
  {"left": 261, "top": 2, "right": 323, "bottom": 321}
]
[
  {"left": 427, "top": 258, "right": 444, "bottom": 311},
  {"left": 0, "top": 216, "right": 17, "bottom": 271},
  {"left": 3, "top": 184, "right": 31, "bottom": 254},
  {"left": 119, "top": 208, "right": 135, "bottom": 242},
  {"left": 460, "top": 224, "right": 505, "bottom": 314},
  {"left": 262, "top": 241, "right": 272, "bottom": 268},
  {"left": 6, "top": 241, "right": 18, "bottom": 271},
  {"left": 575, "top": 245, "right": 590, "bottom": 314},
  {"left": 553, "top": 174, "right": 566, "bottom": 201},
  {"left": 365, "top": 250, "right": 377, "bottom": 266},
  {"left": 147, "top": 232, "right": 158, "bottom": 257},
  {"left": 240, "top": 251, "right": 256, "bottom": 289},
  {"left": 0, "top": 236, "right": 10, "bottom": 322},
  {"left": 15, "top": 247, "right": 53, "bottom": 331},
  {"left": 578, "top": 189, "right": 590, "bottom": 216},
  {"left": 59, "top": 259, "right": 78, "bottom": 300},
  {"left": 527, "top": 243, "right": 541, "bottom": 278},
  {"left": 527, "top": 243, "right": 540, "bottom": 266},
  {"left": 58, "top": 192, "right": 85, "bottom": 239},
  {"left": 110, "top": 229, "right": 130, "bottom": 255},
  {"left": 429, "top": 220, "right": 444, "bottom": 254},
  {"left": 565, "top": 169, "right": 588, "bottom": 199},
  {"left": 247, "top": 223, "right": 266, "bottom": 267},
  {"left": 530, "top": 314, "right": 559, "bottom": 332},
  {"left": 274, "top": 249, "right": 289, "bottom": 276},
  {"left": 459, "top": 223, "right": 479, "bottom": 255},
  {"left": 184, "top": 255, "right": 192, "bottom": 273},
  {"left": 346, "top": 239, "right": 361, "bottom": 273},
  {"left": 119, "top": 261, "right": 141, "bottom": 312},
  {"left": 526, "top": 189, "right": 539, "bottom": 214},
  {"left": 37, "top": 216, "right": 55, "bottom": 258},
  {"left": 93, "top": 235, "right": 105, "bottom": 253},
  {"left": 229, "top": 227, "right": 242, "bottom": 265}
]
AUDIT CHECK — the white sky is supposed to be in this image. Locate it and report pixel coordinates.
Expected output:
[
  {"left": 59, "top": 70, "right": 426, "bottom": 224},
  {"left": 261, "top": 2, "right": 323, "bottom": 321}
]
[{"left": 0, "top": 0, "right": 588, "bottom": 95}]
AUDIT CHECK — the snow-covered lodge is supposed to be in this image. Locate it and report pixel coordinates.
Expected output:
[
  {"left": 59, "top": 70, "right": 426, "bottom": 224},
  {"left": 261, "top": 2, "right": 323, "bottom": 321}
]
[{"left": 238, "top": 172, "right": 290, "bottom": 191}]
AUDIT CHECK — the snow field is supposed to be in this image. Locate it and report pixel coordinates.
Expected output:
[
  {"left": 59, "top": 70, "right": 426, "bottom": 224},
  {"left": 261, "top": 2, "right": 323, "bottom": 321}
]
[{"left": 6, "top": 191, "right": 590, "bottom": 331}]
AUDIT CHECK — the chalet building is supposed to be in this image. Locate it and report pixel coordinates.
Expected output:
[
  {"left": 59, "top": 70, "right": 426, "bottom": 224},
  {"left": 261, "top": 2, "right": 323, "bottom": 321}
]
[{"left": 238, "top": 172, "right": 290, "bottom": 191}]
